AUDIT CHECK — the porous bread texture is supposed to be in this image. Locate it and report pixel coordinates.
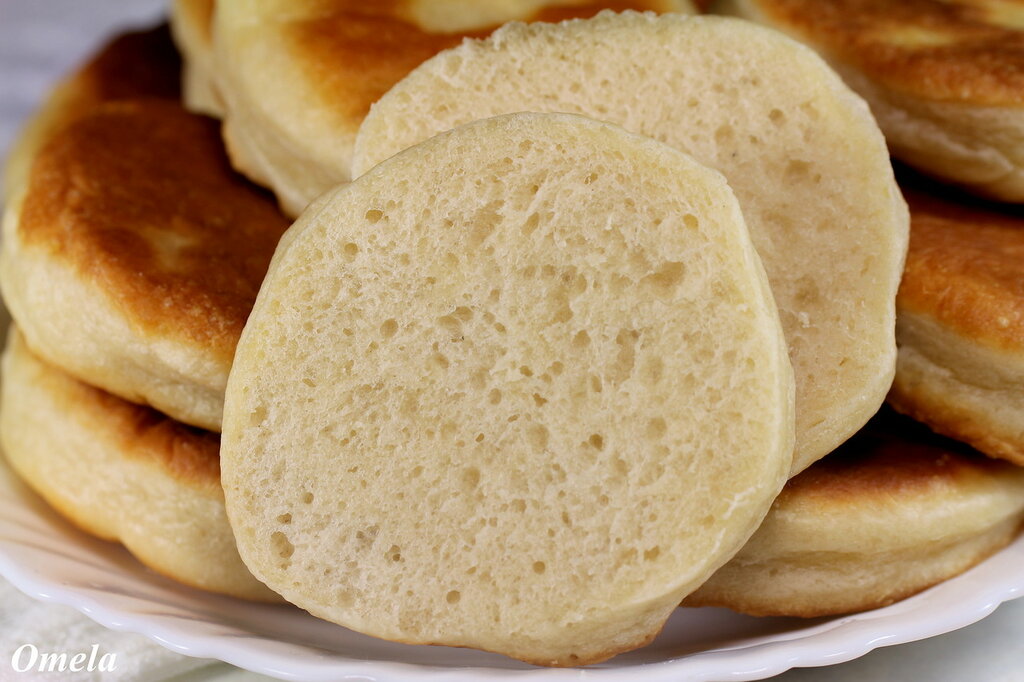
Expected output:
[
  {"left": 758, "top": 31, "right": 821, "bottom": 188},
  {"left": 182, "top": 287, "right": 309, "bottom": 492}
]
[
  {"left": 718, "top": 0, "right": 1024, "bottom": 201},
  {"left": 0, "top": 328, "right": 279, "bottom": 602},
  {"left": 0, "top": 190, "right": 226, "bottom": 431},
  {"left": 222, "top": 112, "right": 794, "bottom": 665},
  {"left": 889, "top": 310, "right": 1024, "bottom": 466},
  {"left": 353, "top": 11, "right": 908, "bottom": 474},
  {"left": 171, "top": 0, "right": 224, "bottom": 117},
  {"left": 211, "top": 0, "right": 694, "bottom": 217}
]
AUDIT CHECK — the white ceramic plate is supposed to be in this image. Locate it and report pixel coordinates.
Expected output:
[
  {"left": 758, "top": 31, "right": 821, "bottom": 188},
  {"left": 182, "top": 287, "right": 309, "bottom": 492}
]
[{"left": 0, "top": 450, "right": 1020, "bottom": 682}]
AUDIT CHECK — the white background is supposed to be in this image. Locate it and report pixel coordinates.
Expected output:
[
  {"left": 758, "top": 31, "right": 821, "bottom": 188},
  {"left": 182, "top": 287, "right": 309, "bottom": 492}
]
[{"left": 0, "top": 1, "right": 1022, "bottom": 680}]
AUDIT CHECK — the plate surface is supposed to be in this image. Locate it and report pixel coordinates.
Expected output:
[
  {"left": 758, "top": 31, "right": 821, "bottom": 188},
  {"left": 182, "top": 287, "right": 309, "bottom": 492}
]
[{"left": 0, "top": 442, "right": 1020, "bottom": 682}]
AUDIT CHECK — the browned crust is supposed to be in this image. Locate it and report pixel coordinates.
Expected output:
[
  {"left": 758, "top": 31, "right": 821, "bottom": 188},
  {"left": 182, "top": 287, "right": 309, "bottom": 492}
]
[
  {"left": 749, "top": 0, "right": 1024, "bottom": 106},
  {"left": 39, "top": 24, "right": 181, "bottom": 137},
  {"left": 289, "top": 1, "right": 683, "bottom": 125},
  {"left": 779, "top": 408, "right": 1018, "bottom": 506},
  {"left": 17, "top": 100, "right": 290, "bottom": 365},
  {"left": 896, "top": 174, "right": 1024, "bottom": 353}
]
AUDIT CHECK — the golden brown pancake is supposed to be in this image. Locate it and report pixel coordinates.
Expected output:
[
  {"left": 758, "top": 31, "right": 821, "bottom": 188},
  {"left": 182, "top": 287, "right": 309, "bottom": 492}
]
[
  {"left": 888, "top": 171, "right": 1024, "bottom": 465},
  {"left": 687, "top": 408, "right": 1024, "bottom": 617},
  {"left": 213, "top": 0, "right": 695, "bottom": 216},
  {"left": 171, "top": 0, "right": 223, "bottom": 117},
  {"left": 0, "top": 327, "right": 278, "bottom": 601},
  {"left": 1, "top": 96, "right": 290, "bottom": 431},
  {"left": 716, "top": 0, "right": 1024, "bottom": 200},
  {"left": 2, "top": 24, "right": 180, "bottom": 202}
]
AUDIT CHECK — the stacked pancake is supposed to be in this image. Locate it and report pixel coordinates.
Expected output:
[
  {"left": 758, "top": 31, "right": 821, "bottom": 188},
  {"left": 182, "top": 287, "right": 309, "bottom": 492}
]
[
  {"left": 2, "top": 0, "right": 1023, "bottom": 668},
  {"left": 0, "top": 26, "right": 287, "bottom": 601},
  {"left": 687, "top": 0, "right": 1024, "bottom": 616}
]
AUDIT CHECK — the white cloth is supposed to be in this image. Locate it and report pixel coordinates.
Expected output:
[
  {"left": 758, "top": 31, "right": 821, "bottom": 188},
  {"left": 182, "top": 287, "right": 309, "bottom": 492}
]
[{"left": 0, "top": 578, "right": 212, "bottom": 681}]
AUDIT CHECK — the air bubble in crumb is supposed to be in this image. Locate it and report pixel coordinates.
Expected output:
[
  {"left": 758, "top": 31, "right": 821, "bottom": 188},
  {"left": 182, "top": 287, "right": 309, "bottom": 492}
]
[
  {"left": 533, "top": 561, "right": 546, "bottom": 574},
  {"left": 365, "top": 209, "right": 384, "bottom": 223},
  {"left": 302, "top": 492, "right": 314, "bottom": 504},
  {"left": 446, "top": 590, "right": 461, "bottom": 604},
  {"left": 271, "top": 531, "right": 294, "bottom": 560}
]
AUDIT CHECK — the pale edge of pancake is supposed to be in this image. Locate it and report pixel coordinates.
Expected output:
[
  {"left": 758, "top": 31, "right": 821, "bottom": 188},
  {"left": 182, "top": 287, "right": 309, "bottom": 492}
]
[
  {"left": 889, "top": 308, "right": 1024, "bottom": 466},
  {"left": 0, "top": 327, "right": 279, "bottom": 601},
  {"left": 170, "top": 0, "right": 224, "bottom": 118},
  {"left": 687, "top": 437, "right": 1024, "bottom": 614}
]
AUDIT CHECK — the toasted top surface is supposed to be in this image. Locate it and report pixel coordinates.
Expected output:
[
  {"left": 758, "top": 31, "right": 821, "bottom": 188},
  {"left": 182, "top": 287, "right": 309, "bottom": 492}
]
[
  {"left": 2, "top": 24, "right": 180, "bottom": 197},
  {"left": 897, "top": 172, "right": 1024, "bottom": 352},
  {"left": 736, "top": 0, "right": 1024, "bottom": 105},
  {"left": 16, "top": 100, "right": 290, "bottom": 365},
  {"left": 230, "top": 0, "right": 689, "bottom": 136},
  {"left": 54, "top": 24, "right": 181, "bottom": 112},
  {"left": 222, "top": 112, "right": 792, "bottom": 664},
  {"left": 6, "top": 328, "right": 222, "bottom": 492},
  {"left": 783, "top": 408, "right": 1019, "bottom": 509}
]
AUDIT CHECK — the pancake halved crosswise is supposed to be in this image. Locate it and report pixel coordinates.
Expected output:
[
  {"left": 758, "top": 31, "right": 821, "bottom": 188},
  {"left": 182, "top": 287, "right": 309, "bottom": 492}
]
[
  {"left": 889, "top": 173, "right": 1024, "bottom": 466},
  {"left": 716, "top": 0, "right": 1024, "bottom": 201},
  {"left": 354, "top": 12, "right": 908, "bottom": 474},
  {"left": 212, "top": 0, "right": 694, "bottom": 216},
  {"left": 1, "top": 98, "right": 290, "bottom": 431},
  {"left": 0, "top": 328, "right": 278, "bottom": 602},
  {"left": 221, "top": 113, "right": 794, "bottom": 665},
  {"left": 687, "top": 409, "right": 1024, "bottom": 617},
  {"left": 2, "top": 24, "right": 180, "bottom": 203},
  {"left": 171, "top": 0, "right": 223, "bottom": 117}
]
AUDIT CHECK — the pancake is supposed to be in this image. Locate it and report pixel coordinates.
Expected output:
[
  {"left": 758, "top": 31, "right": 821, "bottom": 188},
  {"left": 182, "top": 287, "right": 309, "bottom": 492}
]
[
  {"left": 716, "top": 0, "right": 1024, "bottom": 201},
  {"left": 212, "top": 0, "right": 695, "bottom": 217},
  {"left": 2, "top": 24, "right": 180, "bottom": 203},
  {"left": 171, "top": 0, "right": 223, "bottom": 117},
  {"left": 0, "top": 327, "right": 278, "bottom": 601},
  {"left": 221, "top": 112, "right": 794, "bottom": 665},
  {"left": 353, "top": 12, "right": 908, "bottom": 474},
  {"left": 888, "top": 173, "right": 1024, "bottom": 466},
  {"left": 0, "top": 99, "right": 290, "bottom": 431},
  {"left": 686, "top": 409, "right": 1024, "bottom": 617}
]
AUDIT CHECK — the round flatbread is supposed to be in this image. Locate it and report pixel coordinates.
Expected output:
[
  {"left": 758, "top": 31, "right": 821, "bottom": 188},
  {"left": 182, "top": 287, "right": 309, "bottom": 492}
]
[
  {"left": 687, "top": 409, "right": 1024, "bottom": 616},
  {"left": 222, "top": 112, "right": 794, "bottom": 665},
  {"left": 1, "top": 97, "right": 289, "bottom": 431},
  {"left": 0, "top": 328, "right": 279, "bottom": 602},
  {"left": 889, "top": 173, "right": 1024, "bottom": 466}
]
